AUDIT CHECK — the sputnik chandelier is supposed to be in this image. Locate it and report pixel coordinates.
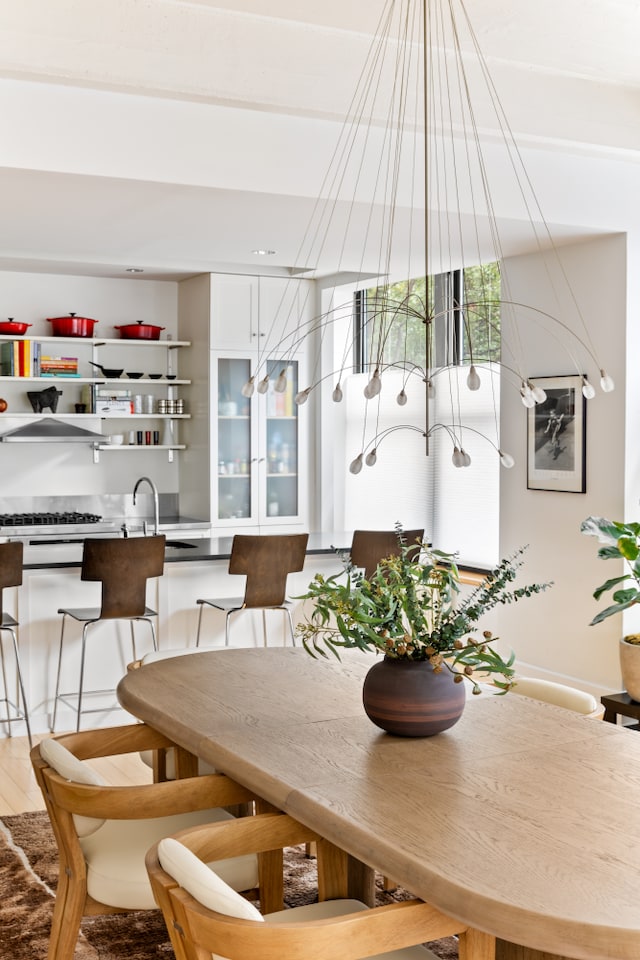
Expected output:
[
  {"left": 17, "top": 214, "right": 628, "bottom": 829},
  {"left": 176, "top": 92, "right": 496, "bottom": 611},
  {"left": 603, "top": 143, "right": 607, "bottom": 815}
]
[{"left": 240, "top": 0, "right": 614, "bottom": 473}]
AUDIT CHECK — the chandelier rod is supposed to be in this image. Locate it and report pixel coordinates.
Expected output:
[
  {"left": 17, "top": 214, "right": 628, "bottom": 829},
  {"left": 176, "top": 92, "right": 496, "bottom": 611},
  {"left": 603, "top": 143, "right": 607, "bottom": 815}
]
[{"left": 422, "top": 0, "right": 431, "bottom": 455}]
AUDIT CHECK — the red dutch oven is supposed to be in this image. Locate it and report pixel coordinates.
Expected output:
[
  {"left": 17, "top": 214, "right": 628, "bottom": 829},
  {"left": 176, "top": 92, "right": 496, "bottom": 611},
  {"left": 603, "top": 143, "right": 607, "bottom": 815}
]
[
  {"left": 47, "top": 313, "right": 99, "bottom": 337},
  {"left": 0, "top": 317, "right": 32, "bottom": 335},
  {"left": 114, "top": 320, "right": 165, "bottom": 340}
]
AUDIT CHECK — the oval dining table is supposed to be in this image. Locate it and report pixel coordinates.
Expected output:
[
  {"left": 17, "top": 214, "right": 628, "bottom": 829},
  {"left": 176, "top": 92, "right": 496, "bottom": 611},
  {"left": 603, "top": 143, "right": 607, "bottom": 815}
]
[{"left": 117, "top": 646, "right": 640, "bottom": 960}]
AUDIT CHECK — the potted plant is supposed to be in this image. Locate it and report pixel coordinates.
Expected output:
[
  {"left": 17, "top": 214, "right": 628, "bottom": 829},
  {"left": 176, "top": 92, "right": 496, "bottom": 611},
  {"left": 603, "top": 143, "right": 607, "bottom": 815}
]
[
  {"left": 295, "top": 527, "right": 550, "bottom": 736},
  {"left": 581, "top": 515, "right": 640, "bottom": 700}
]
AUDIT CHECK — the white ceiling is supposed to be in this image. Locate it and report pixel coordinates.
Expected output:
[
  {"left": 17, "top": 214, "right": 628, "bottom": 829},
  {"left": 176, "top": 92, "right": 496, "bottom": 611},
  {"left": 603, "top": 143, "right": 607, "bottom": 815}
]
[{"left": 0, "top": 0, "right": 639, "bottom": 283}]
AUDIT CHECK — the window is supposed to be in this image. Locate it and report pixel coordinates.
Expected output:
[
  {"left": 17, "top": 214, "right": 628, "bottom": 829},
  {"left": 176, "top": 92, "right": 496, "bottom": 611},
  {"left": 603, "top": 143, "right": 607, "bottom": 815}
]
[{"left": 333, "top": 264, "right": 501, "bottom": 567}]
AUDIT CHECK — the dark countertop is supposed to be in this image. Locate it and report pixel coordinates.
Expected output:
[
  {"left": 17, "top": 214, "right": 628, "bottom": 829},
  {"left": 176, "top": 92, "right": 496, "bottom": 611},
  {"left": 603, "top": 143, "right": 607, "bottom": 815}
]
[{"left": 21, "top": 531, "right": 352, "bottom": 570}]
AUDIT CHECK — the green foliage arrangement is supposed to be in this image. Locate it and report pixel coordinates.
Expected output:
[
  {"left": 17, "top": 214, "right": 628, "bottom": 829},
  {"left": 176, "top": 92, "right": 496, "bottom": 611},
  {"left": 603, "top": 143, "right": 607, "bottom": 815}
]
[
  {"left": 581, "top": 516, "right": 640, "bottom": 630},
  {"left": 296, "top": 527, "right": 550, "bottom": 694}
]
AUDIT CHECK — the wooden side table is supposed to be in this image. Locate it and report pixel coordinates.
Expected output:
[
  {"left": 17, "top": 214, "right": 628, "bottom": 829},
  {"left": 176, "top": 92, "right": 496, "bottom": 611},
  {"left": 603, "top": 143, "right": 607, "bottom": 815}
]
[{"left": 601, "top": 691, "right": 640, "bottom": 729}]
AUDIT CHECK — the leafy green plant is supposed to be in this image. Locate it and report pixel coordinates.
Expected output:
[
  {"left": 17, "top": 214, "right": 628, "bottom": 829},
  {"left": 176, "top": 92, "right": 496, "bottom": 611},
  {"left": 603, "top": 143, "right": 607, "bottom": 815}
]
[
  {"left": 295, "top": 526, "right": 550, "bottom": 694},
  {"left": 581, "top": 516, "right": 640, "bottom": 630}
]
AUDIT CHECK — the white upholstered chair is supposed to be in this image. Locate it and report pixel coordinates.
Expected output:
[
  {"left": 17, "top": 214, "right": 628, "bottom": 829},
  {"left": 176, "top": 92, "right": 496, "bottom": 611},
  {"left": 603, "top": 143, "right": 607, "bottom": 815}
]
[
  {"left": 146, "top": 811, "right": 496, "bottom": 960},
  {"left": 31, "top": 724, "right": 261, "bottom": 960},
  {"left": 511, "top": 676, "right": 604, "bottom": 718}
]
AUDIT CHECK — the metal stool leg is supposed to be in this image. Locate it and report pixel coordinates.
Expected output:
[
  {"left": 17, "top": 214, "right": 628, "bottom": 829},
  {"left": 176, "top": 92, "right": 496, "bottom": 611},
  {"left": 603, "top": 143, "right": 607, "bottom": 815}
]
[
  {"left": 224, "top": 610, "right": 233, "bottom": 646},
  {"left": 7, "top": 627, "right": 31, "bottom": 747},
  {"left": 130, "top": 620, "right": 137, "bottom": 661},
  {"left": 262, "top": 609, "right": 268, "bottom": 647},
  {"left": 51, "top": 613, "right": 69, "bottom": 732},
  {"left": 285, "top": 607, "right": 296, "bottom": 646},
  {"left": 76, "top": 621, "right": 93, "bottom": 731},
  {"left": 196, "top": 601, "right": 205, "bottom": 647},
  {"left": 138, "top": 616, "right": 158, "bottom": 652},
  {"left": 0, "top": 630, "right": 11, "bottom": 732}
]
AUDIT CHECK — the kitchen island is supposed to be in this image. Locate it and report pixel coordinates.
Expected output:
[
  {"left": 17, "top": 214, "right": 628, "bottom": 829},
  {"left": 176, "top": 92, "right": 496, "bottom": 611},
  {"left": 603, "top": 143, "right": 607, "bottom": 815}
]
[
  {"left": 10, "top": 531, "right": 351, "bottom": 736},
  {"left": 20, "top": 531, "right": 351, "bottom": 569}
]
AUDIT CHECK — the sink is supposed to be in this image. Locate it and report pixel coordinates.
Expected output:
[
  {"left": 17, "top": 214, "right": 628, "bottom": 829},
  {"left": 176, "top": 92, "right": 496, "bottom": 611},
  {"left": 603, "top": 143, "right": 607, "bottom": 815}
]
[{"left": 165, "top": 540, "right": 197, "bottom": 550}]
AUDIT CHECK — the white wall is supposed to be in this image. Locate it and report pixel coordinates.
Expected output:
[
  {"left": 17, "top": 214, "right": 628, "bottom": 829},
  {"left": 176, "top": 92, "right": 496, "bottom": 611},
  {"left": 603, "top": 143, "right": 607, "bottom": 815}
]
[
  {"left": 0, "top": 271, "right": 181, "bottom": 497},
  {"left": 493, "top": 234, "right": 627, "bottom": 693}
]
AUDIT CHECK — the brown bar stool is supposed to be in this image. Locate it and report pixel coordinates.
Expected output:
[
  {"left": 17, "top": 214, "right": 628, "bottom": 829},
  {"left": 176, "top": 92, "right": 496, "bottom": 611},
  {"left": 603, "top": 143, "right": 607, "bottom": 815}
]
[
  {"left": 350, "top": 528, "right": 424, "bottom": 577},
  {"left": 196, "top": 533, "right": 309, "bottom": 647},
  {"left": 0, "top": 540, "right": 32, "bottom": 746},
  {"left": 52, "top": 535, "right": 166, "bottom": 731}
]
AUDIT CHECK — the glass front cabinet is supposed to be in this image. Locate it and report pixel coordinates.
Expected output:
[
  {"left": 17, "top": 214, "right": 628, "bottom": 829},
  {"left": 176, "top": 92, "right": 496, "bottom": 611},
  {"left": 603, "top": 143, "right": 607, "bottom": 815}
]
[{"left": 215, "top": 355, "right": 305, "bottom": 526}]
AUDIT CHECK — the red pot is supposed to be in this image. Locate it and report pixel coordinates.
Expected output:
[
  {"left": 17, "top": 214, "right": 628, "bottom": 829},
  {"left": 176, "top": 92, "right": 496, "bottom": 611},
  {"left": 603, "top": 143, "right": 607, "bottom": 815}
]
[
  {"left": 114, "top": 321, "right": 165, "bottom": 341},
  {"left": 0, "top": 318, "right": 32, "bottom": 335},
  {"left": 47, "top": 313, "right": 98, "bottom": 337}
]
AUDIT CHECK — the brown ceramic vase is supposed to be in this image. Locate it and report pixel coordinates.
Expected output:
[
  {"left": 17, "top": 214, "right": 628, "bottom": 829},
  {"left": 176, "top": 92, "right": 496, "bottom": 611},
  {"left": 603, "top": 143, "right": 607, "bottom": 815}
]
[{"left": 362, "top": 655, "right": 466, "bottom": 737}]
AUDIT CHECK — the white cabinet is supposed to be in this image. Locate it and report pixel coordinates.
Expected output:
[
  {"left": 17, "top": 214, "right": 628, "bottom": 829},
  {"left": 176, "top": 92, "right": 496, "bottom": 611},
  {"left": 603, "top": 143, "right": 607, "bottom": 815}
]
[
  {"left": 210, "top": 275, "right": 309, "bottom": 355},
  {"left": 178, "top": 272, "right": 313, "bottom": 529},
  {"left": 210, "top": 275, "right": 258, "bottom": 350},
  {"left": 214, "top": 354, "right": 306, "bottom": 526}
]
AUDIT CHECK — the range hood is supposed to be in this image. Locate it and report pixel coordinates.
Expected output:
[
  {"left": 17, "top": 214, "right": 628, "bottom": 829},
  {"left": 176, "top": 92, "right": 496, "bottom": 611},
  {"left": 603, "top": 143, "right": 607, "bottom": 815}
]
[{"left": 0, "top": 418, "right": 106, "bottom": 443}]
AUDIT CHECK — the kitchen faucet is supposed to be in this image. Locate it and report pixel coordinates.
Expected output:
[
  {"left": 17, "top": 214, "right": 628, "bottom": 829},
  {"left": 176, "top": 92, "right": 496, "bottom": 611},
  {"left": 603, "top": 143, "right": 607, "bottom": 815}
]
[{"left": 132, "top": 476, "right": 160, "bottom": 536}]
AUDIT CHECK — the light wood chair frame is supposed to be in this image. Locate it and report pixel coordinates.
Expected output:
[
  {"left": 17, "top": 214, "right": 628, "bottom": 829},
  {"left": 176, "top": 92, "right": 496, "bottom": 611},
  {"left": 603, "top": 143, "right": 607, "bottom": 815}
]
[
  {"left": 196, "top": 533, "right": 309, "bottom": 647},
  {"left": 146, "top": 810, "right": 495, "bottom": 960},
  {"left": 0, "top": 540, "right": 31, "bottom": 746},
  {"left": 52, "top": 534, "right": 166, "bottom": 731},
  {"left": 30, "top": 723, "right": 265, "bottom": 960}
]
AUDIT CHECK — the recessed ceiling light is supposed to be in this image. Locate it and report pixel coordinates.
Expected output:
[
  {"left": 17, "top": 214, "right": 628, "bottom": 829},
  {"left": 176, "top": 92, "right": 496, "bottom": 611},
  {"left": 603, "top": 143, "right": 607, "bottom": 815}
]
[
  {"left": 126, "top": 267, "right": 144, "bottom": 273},
  {"left": 251, "top": 249, "right": 276, "bottom": 256}
]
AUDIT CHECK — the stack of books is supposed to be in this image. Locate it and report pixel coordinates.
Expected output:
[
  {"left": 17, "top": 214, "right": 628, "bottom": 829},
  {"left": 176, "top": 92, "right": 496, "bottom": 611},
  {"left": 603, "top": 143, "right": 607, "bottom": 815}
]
[
  {"left": 0, "top": 339, "right": 40, "bottom": 376},
  {"left": 40, "top": 354, "right": 79, "bottom": 377}
]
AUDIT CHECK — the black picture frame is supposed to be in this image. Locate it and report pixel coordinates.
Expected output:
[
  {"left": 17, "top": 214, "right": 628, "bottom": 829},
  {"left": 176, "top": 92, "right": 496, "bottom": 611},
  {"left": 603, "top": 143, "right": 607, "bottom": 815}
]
[{"left": 526, "top": 374, "right": 586, "bottom": 493}]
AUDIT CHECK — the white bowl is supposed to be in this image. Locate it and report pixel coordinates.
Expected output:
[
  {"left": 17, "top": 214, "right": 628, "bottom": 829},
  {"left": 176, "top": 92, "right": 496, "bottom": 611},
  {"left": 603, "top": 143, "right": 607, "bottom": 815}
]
[{"left": 109, "top": 434, "right": 124, "bottom": 445}]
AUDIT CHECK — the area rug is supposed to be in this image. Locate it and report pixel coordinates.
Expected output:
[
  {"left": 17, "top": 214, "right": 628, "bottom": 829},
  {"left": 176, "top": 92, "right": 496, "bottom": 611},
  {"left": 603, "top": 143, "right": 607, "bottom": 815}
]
[{"left": 0, "top": 810, "right": 458, "bottom": 959}]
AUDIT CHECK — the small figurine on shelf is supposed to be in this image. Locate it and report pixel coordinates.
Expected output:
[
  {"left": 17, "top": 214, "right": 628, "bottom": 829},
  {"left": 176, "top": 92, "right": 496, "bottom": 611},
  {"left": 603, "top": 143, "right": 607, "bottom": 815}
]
[{"left": 27, "top": 386, "right": 63, "bottom": 413}]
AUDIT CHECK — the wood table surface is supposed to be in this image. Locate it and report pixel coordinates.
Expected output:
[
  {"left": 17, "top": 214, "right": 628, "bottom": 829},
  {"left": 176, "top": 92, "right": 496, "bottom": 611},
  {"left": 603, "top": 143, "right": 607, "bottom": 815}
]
[{"left": 117, "top": 647, "right": 640, "bottom": 960}]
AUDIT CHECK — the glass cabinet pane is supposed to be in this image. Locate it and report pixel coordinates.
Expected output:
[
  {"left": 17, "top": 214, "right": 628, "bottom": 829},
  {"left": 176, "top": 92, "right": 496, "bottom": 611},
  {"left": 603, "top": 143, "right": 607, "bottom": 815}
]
[
  {"left": 217, "top": 358, "right": 252, "bottom": 520},
  {"left": 265, "top": 359, "right": 298, "bottom": 519}
]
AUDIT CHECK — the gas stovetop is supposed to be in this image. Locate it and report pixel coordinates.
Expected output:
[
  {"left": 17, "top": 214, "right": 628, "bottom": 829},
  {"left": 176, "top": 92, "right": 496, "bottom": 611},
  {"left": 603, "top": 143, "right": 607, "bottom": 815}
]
[{"left": 0, "top": 511, "right": 119, "bottom": 539}]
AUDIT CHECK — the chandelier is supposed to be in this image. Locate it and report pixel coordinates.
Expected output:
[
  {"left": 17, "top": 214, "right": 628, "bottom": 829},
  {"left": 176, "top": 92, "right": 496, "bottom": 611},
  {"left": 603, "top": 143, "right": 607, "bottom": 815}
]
[{"left": 241, "top": 0, "right": 614, "bottom": 474}]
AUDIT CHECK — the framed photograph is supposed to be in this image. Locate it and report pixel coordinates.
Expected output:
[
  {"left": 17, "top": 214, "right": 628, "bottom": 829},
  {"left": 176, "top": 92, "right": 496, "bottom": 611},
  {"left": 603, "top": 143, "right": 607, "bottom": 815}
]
[{"left": 527, "top": 375, "right": 586, "bottom": 493}]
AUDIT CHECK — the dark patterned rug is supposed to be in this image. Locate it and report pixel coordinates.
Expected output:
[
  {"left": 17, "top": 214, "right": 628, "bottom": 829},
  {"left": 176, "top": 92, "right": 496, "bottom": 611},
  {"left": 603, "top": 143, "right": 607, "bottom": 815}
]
[{"left": 0, "top": 810, "right": 458, "bottom": 959}]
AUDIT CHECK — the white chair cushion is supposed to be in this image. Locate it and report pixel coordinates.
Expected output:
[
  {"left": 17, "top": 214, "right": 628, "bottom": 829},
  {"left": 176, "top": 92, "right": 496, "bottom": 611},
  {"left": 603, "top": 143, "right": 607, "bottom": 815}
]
[
  {"left": 39, "top": 737, "right": 107, "bottom": 837},
  {"left": 82, "top": 807, "right": 259, "bottom": 910},
  {"left": 266, "top": 899, "right": 439, "bottom": 960},
  {"left": 512, "top": 677, "right": 599, "bottom": 715},
  {"left": 159, "top": 837, "right": 263, "bottom": 920},
  {"left": 159, "top": 841, "right": 440, "bottom": 960}
]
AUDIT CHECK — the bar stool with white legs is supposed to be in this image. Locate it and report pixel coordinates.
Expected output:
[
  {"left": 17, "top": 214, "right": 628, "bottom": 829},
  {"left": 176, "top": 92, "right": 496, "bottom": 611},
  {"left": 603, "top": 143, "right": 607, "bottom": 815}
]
[
  {"left": 0, "top": 540, "right": 32, "bottom": 746},
  {"left": 52, "top": 535, "right": 165, "bottom": 732}
]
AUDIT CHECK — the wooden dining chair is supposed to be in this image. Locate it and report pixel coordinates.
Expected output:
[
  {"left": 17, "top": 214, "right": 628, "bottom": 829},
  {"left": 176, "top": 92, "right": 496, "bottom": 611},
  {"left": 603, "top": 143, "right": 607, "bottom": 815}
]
[
  {"left": 0, "top": 540, "right": 32, "bottom": 746},
  {"left": 350, "top": 528, "right": 424, "bottom": 578},
  {"left": 52, "top": 534, "right": 166, "bottom": 731},
  {"left": 31, "top": 723, "right": 263, "bottom": 960},
  {"left": 195, "top": 532, "right": 309, "bottom": 646},
  {"left": 146, "top": 810, "right": 496, "bottom": 960}
]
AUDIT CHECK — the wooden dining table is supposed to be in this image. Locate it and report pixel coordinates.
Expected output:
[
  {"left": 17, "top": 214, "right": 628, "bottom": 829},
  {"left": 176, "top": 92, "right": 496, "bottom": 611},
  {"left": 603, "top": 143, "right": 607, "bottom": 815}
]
[{"left": 117, "top": 646, "right": 640, "bottom": 960}]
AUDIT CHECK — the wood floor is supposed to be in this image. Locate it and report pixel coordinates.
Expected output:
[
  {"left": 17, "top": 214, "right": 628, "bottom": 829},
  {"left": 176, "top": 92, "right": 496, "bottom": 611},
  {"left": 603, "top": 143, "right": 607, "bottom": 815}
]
[{"left": 0, "top": 731, "right": 151, "bottom": 816}]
